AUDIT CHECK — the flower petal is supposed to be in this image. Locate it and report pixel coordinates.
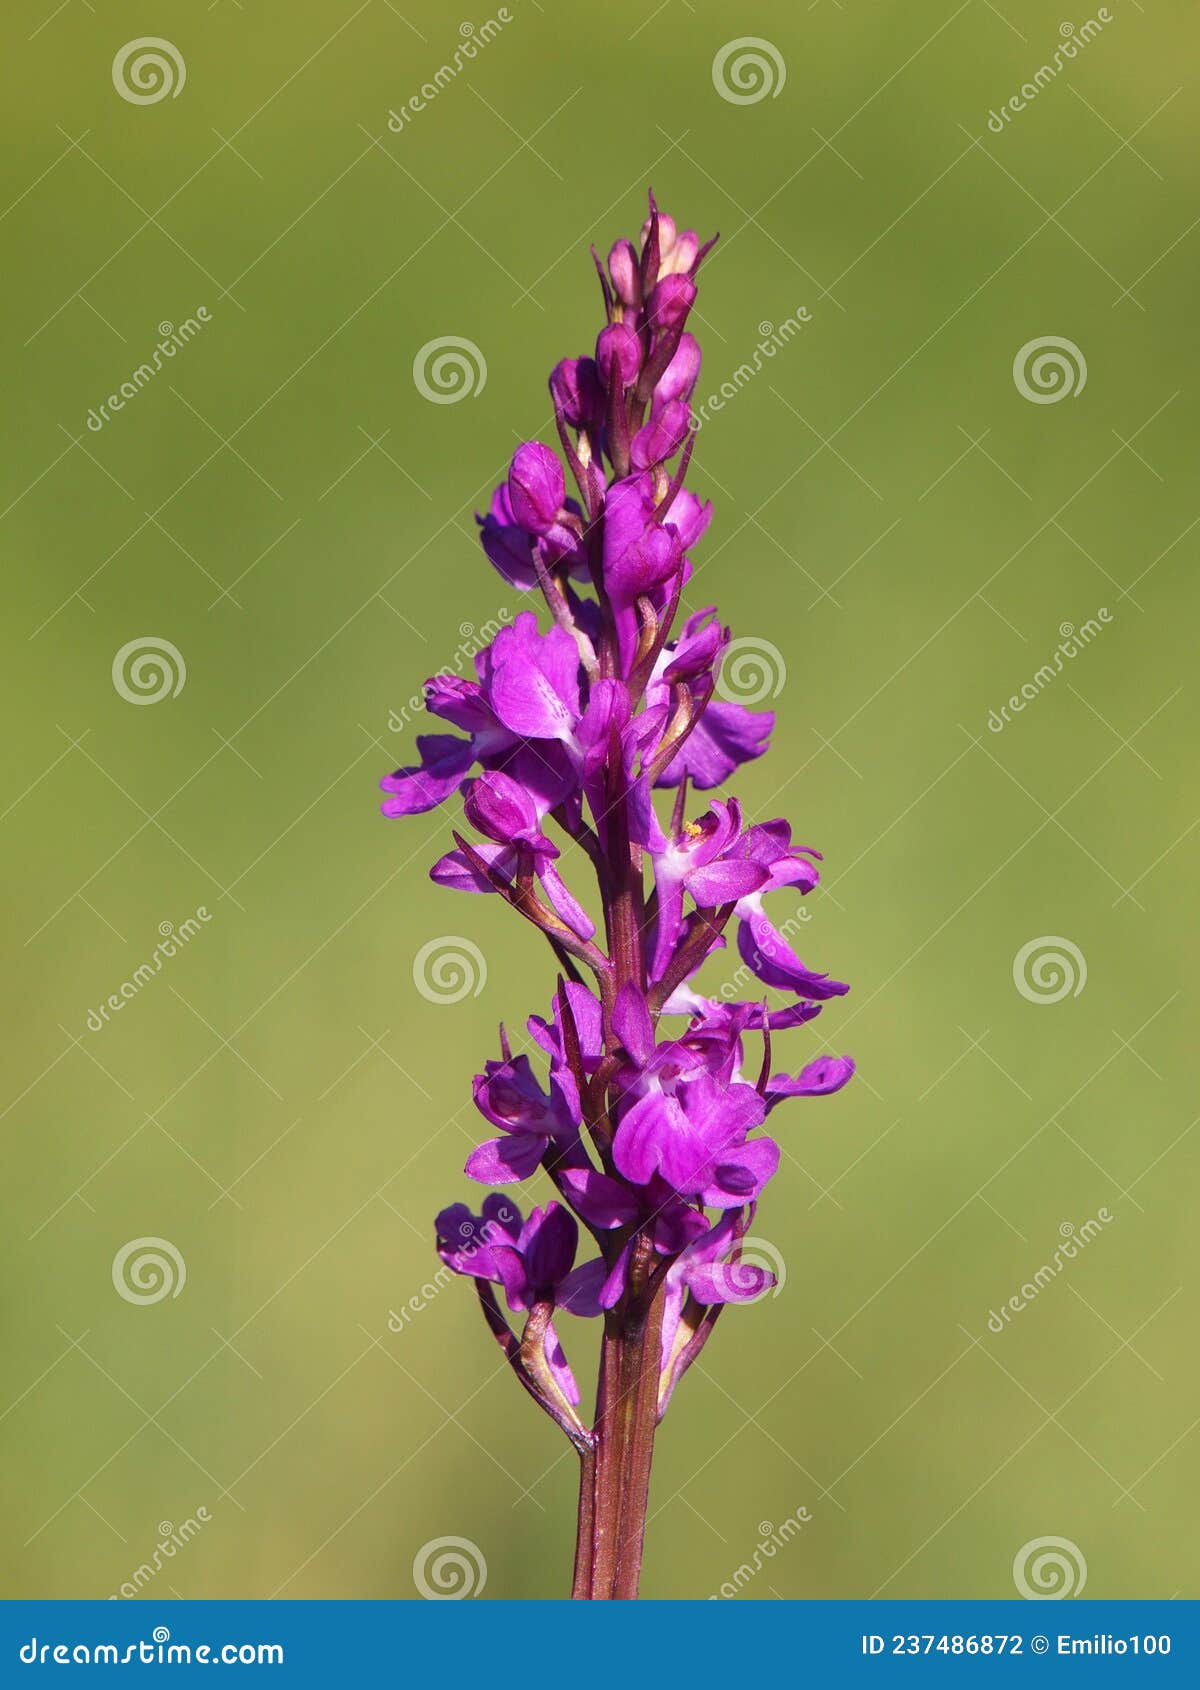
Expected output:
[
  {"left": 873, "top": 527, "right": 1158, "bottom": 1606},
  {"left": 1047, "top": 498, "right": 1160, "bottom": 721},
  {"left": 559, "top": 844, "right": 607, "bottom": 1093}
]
[{"left": 465, "top": 1134, "right": 548, "bottom": 1184}]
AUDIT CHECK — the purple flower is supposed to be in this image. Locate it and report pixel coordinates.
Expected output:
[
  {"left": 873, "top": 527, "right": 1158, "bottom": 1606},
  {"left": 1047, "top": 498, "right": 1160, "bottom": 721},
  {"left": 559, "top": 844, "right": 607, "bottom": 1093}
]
[
  {"left": 488, "top": 612, "right": 582, "bottom": 747},
  {"left": 607, "top": 239, "right": 640, "bottom": 307},
  {"left": 602, "top": 474, "right": 682, "bottom": 601},
  {"left": 475, "top": 482, "right": 539, "bottom": 590},
  {"left": 379, "top": 733, "right": 478, "bottom": 816},
  {"left": 557, "top": 1164, "right": 708, "bottom": 1257},
  {"left": 595, "top": 323, "right": 641, "bottom": 390},
  {"left": 640, "top": 211, "right": 700, "bottom": 278},
  {"left": 466, "top": 1047, "right": 583, "bottom": 1181},
  {"left": 475, "top": 459, "right": 588, "bottom": 593},
  {"left": 764, "top": 1053, "right": 856, "bottom": 1110},
  {"left": 550, "top": 357, "right": 605, "bottom": 434},
  {"left": 600, "top": 475, "right": 714, "bottom": 673},
  {"left": 613, "top": 1075, "right": 779, "bottom": 1207},
  {"left": 633, "top": 792, "right": 769, "bottom": 981},
  {"left": 651, "top": 333, "right": 701, "bottom": 413},
  {"left": 645, "top": 273, "right": 696, "bottom": 335},
  {"left": 528, "top": 979, "right": 605, "bottom": 1076},
  {"left": 436, "top": 1197, "right": 604, "bottom": 1403},
  {"left": 661, "top": 984, "right": 825, "bottom": 1036},
  {"left": 642, "top": 609, "right": 774, "bottom": 789},
  {"left": 736, "top": 903, "right": 850, "bottom": 999},
  {"left": 382, "top": 611, "right": 599, "bottom": 820},
  {"left": 657, "top": 703, "right": 773, "bottom": 788},
  {"left": 436, "top": 1196, "right": 600, "bottom": 1311},
  {"left": 435, "top": 1192, "right": 523, "bottom": 1274},
  {"left": 659, "top": 1211, "right": 775, "bottom": 1379},
  {"left": 630, "top": 399, "right": 691, "bottom": 471},
  {"left": 431, "top": 769, "right": 596, "bottom": 940},
  {"left": 383, "top": 193, "right": 855, "bottom": 1598},
  {"left": 508, "top": 442, "right": 566, "bottom": 536}
]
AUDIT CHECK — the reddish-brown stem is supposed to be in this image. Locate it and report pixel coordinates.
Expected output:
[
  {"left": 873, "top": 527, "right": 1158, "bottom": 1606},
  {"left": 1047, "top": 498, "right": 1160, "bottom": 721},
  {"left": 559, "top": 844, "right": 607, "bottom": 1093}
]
[
  {"left": 572, "top": 1263, "right": 664, "bottom": 1598},
  {"left": 571, "top": 687, "right": 662, "bottom": 1594},
  {"left": 571, "top": 1444, "right": 597, "bottom": 1598}
]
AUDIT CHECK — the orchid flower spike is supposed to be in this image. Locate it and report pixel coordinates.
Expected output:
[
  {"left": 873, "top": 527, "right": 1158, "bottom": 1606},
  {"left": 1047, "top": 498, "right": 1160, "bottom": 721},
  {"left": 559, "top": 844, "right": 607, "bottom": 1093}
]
[{"left": 379, "top": 190, "right": 854, "bottom": 1600}]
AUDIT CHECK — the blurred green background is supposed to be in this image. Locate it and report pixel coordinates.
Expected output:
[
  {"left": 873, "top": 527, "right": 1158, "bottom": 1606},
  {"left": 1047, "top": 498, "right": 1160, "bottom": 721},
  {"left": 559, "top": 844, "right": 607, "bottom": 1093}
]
[{"left": 2, "top": 0, "right": 1197, "bottom": 1603}]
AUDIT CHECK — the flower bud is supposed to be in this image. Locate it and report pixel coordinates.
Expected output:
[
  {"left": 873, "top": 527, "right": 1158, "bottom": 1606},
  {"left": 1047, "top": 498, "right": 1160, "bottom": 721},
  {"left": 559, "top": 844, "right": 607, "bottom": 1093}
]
[
  {"left": 663, "top": 488, "right": 711, "bottom": 552},
  {"left": 549, "top": 357, "right": 604, "bottom": 432},
  {"left": 664, "top": 230, "right": 699, "bottom": 275},
  {"left": 662, "top": 611, "right": 726, "bottom": 682},
  {"left": 602, "top": 474, "right": 683, "bottom": 604},
  {"left": 595, "top": 323, "right": 641, "bottom": 390},
  {"left": 507, "top": 442, "right": 565, "bottom": 537},
  {"left": 631, "top": 399, "right": 691, "bottom": 470},
  {"left": 645, "top": 273, "right": 696, "bottom": 335},
  {"left": 608, "top": 239, "right": 640, "bottom": 308},
  {"left": 651, "top": 333, "right": 701, "bottom": 412},
  {"left": 465, "top": 769, "right": 542, "bottom": 845},
  {"left": 642, "top": 211, "right": 677, "bottom": 256},
  {"left": 640, "top": 214, "right": 698, "bottom": 275}
]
